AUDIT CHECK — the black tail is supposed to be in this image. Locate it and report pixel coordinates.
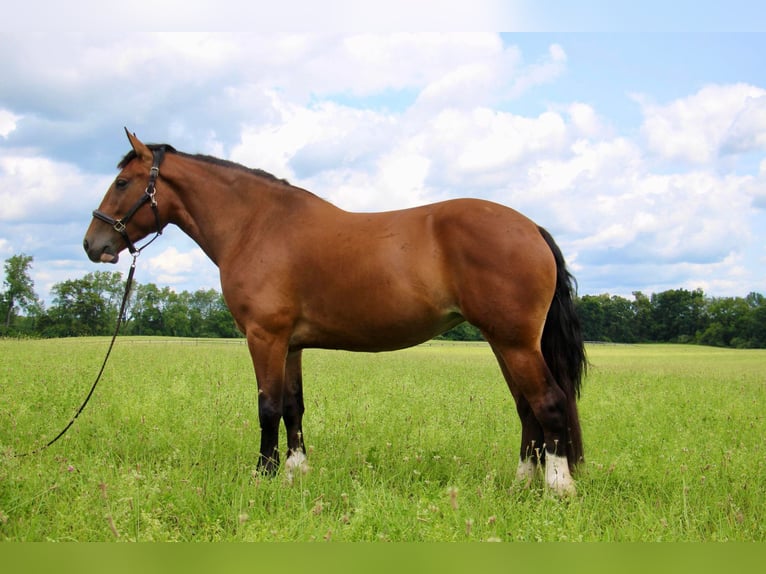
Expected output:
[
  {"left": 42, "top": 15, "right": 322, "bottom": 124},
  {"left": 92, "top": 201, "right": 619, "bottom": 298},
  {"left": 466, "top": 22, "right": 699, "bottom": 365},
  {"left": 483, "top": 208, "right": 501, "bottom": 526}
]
[{"left": 538, "top": 226, "right": 586, "bottom": 467}]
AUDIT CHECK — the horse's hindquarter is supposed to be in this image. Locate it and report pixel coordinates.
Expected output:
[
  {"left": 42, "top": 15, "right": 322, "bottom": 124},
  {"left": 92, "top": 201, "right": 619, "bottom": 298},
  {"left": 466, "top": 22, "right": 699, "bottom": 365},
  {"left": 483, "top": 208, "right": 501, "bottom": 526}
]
[{"left": 433, "top": 199, "right": 557, "bottom": 342}]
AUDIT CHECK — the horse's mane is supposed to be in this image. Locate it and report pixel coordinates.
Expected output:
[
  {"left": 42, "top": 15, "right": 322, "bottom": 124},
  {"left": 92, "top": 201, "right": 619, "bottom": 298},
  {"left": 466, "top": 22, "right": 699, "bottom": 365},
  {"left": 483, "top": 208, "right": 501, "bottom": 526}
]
[{"left": 118, "top": 144, "right": 290, "bottom": 186}]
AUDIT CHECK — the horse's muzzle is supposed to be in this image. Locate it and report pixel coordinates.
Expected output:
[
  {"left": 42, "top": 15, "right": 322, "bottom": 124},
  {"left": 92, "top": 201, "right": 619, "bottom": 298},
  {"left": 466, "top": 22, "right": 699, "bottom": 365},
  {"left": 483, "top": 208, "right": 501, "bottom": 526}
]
[{"left": 83, "top": 237, "right": 119, "bottom": 264}]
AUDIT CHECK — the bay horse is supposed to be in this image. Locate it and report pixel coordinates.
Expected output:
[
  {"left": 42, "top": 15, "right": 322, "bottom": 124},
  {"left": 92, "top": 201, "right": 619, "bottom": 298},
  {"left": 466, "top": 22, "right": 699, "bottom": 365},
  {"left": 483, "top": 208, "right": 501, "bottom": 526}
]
[{"left": 84, "top": 130, "right": 586, "bottom": 496}]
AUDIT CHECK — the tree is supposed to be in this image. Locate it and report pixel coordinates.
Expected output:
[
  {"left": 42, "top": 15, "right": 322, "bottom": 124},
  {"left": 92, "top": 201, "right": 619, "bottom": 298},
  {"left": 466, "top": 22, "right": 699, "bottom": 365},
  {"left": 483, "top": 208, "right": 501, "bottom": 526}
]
[
  {"left": 743, "top": 292, "right": 766, "bottom": 348},
  {"left": 161, "top": 290, "right": 193, "bottom": 337},
  {"left": 650, "top": 288, "right": 707, "bottom": 343},
  {"left": 188, "top": 288, "right": 240, "bottom": 338},
  {"left": 437, "top": 321, "right": 483, "bottom": 341},
  {"left": 129, "top": 282, "right": 167, "bottom": 335},
  {"left": 42, "top": 271, "right": 124, "bottom": 337},
  {"left": 2, "top": 254, "right": 41, "bottom": 333},
  {"left": 577, "top": 294, "right": 608, "bottom": 341},
  {"left": 699, "top": 296, "right": 751, "bottom": 347},
  {"left": 631, "top": 291, "right": 653, "bottom": 342}
]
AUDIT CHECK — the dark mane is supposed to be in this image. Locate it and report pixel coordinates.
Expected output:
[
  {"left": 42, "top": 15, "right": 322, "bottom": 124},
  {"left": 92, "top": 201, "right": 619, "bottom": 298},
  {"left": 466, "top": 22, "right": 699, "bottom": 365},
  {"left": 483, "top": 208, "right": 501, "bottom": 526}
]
[{"left": 118, "top": 144, "right": 290, "bottom": 185}]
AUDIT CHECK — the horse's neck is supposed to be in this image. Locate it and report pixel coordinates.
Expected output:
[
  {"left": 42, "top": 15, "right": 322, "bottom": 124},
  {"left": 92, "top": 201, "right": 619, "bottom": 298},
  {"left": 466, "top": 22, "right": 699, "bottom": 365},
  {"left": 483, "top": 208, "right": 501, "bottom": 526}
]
[{"left": 167, "top": 163, "right": 326, "bottom": 266}]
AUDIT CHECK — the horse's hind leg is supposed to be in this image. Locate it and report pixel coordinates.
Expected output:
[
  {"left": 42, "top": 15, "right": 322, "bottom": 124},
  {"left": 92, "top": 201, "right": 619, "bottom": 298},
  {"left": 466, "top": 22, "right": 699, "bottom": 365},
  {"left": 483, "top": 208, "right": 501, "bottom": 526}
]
[
  {"left": 283, "top": 350, "right": 309, "bottom": 482},
  {"left": 491, "top": 347, "right": 544, "bottom": 484},
  {"left": 514, "top": 395, "right": 545, "bottom": 483},
  {"left": 491, "top": 343, "right": 576, "bottom": 496}
]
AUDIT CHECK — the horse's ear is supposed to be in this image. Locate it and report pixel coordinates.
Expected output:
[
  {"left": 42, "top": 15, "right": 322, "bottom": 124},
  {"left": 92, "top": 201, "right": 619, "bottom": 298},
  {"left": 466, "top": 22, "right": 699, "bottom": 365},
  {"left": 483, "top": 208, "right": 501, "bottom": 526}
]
[{"left": 124, "top": 127, "right": 153, "bottom": 163}]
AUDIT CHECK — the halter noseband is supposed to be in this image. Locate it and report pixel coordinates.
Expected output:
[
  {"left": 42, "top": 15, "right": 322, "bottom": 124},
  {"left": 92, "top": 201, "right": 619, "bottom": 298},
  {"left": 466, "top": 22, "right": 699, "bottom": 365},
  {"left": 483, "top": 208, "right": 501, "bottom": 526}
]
[{"left": 92, "top": 147, "right": 166, "bottom": 255}]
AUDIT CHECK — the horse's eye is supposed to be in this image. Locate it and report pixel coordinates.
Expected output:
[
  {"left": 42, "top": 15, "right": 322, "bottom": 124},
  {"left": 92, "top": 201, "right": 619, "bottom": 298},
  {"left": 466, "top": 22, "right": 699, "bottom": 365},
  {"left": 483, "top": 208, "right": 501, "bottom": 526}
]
[{"left": 115, "top": 178, "right": 128, "bottom": 190}]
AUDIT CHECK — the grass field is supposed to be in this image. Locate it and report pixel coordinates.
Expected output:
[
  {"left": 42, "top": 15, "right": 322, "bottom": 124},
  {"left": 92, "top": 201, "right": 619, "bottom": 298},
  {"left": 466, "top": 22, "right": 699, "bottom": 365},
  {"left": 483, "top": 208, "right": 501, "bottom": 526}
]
[{"left": 1, "top": 338, "right": 764, "bottom": 541}]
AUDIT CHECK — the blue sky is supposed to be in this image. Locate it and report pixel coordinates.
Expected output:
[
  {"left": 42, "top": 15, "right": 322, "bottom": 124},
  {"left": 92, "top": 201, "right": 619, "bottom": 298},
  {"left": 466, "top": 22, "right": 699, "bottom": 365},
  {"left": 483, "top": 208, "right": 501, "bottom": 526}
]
[{"left": 1, "top": 4, "right": 766, "bottom": 304}]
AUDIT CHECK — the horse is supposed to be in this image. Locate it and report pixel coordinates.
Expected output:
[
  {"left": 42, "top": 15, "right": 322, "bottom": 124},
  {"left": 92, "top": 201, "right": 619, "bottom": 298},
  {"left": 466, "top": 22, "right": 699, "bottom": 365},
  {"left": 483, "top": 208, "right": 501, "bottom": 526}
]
[{"left": 84, "top": 130, "right": 586, "bottom": 496}]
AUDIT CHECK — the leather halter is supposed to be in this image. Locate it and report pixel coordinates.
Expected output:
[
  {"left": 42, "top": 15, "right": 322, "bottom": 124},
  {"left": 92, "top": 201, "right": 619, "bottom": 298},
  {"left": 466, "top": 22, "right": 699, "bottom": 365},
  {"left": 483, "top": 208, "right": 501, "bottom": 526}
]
[{"left": 92, "top": 148, "right": 166, "bottom": 255}]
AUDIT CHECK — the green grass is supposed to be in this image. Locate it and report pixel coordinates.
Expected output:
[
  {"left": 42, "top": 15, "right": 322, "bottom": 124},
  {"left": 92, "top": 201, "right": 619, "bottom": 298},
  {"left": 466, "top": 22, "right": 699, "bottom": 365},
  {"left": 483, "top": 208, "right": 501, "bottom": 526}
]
[{"left": 1, "top": 338, "right": 764, "bottom": 541}]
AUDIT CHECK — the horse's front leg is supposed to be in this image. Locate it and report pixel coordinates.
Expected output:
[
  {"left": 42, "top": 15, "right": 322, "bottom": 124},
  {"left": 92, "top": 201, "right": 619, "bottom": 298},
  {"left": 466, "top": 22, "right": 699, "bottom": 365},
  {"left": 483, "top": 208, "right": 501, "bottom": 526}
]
[
  {"left": 247, "top": 333, "right": 288, "bottom": 474},
  {"left": 284, "top": 349, "right": 309, "bottom": 482}
]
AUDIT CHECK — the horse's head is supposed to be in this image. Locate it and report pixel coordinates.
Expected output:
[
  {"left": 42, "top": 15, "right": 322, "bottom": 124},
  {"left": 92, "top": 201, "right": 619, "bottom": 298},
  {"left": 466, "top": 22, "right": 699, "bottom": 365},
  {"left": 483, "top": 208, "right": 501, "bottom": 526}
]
[{"left": 84, "top": 129, "right": 171, "bottom": 264}]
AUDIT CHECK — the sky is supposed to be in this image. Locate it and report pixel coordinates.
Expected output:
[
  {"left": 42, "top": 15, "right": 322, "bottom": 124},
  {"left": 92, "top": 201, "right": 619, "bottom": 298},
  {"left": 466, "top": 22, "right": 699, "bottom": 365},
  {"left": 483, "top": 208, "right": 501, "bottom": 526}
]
[{"left": 2, "top": 3, "right": 766, "bottom": 305}]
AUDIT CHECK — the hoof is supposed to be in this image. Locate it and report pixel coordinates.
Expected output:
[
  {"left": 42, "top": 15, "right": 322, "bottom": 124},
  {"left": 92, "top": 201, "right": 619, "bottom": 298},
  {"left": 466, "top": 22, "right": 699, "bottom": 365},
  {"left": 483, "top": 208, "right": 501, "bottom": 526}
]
[
  {"left": 515, "top": 458, "right": 537, "bottom": 487},
  {"left": 545, "top": 453, "right": 577, "bottom": 497},
  {"left": 285, "top": 449, "right": 310, "bottom": 484}
]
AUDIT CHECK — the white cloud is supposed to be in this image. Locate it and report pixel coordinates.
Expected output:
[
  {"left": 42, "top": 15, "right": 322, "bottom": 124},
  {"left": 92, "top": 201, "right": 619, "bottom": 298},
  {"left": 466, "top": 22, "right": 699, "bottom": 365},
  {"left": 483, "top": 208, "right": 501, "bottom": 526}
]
[
  {"left": 564, "top": 166, "right": 752, "bottom": 270},
  {"left": 567, "top": 102, "right": 609, "bottom": 139},
  {"left": 0, "top": 109, "right": 19, "bottom": 137},
  {"left": 226, "top": 71, "right": 761, "bottom": 291},
  {"left": 723, "top": 94, "right": 766, "bottom": 154},
  {"left": 637, "top": 83, "right": 766, "bottom": 163},
  {"left": 744, "top": 159, "right": 766, "bottom": 209},
  {"left": 146, "top": 245, "right": 215, "bottom": 288},
  {"left": 507, "top": 43, "right": 567, "bottom": 98},
  {"left": 0, "top": 154, "right": 110, "bottom": 222}
]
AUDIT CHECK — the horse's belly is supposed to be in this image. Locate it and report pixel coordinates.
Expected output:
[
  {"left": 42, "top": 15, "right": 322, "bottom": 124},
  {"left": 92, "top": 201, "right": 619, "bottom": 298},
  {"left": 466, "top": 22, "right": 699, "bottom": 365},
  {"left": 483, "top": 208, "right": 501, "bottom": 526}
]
[{"left": 289, "top": 307, "right": 464, "bottom": 352}]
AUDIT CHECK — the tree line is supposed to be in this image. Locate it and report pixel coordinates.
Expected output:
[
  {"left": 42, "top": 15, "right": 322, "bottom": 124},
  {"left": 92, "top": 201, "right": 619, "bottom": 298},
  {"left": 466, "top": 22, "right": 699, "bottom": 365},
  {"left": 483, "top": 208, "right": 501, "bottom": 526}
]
[
  {"left": 2, "top": 254, "right": 765, "bottom": 348},
  {"left": 1, "top": 254, "right": 240, "bottom": 339},
  {"left": 438, "top": 288, "right": 766, "bottom": 348},
  {"left": 576, "top": 289, "right": 766, "bottom": 348}
]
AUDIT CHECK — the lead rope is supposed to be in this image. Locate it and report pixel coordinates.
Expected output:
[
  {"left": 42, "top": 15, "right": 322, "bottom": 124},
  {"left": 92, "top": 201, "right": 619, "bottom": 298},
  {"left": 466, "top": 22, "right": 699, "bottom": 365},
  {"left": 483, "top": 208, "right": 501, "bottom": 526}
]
[{"left": 11, "top": 254, "right": 138, "bottom": 458}]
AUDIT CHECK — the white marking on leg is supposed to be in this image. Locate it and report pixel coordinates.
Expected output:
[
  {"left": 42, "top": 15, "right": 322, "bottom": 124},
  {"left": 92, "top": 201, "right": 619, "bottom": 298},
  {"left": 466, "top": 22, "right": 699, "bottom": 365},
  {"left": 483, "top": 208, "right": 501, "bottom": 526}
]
[
  {"left": 284, "top": 448, "right": 309, "bottom": 484},
  {"left": 545, "top": 453, "right": 576, "bottom": 497},
  {"left": 516, "top": 458, "right": 536, "bottom": 485}
]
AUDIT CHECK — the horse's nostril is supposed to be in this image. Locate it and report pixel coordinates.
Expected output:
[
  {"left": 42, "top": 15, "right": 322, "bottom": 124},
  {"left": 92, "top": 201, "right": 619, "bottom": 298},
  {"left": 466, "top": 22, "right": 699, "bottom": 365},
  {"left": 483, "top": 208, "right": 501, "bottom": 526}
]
[{"left": 83, "top": 238, "right": 90, "bottom": 251}]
